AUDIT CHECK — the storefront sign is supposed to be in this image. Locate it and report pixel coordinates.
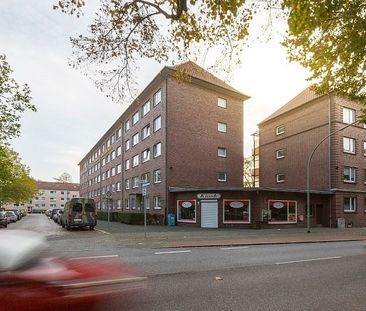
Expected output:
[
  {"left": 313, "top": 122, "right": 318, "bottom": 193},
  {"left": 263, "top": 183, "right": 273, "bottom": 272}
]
[
  {"left": 229, "top": 201, "right": 244, "bottom": 208},
  {"left": 273, "top": 202, "right": 285, "bottom": 209},
  {"left": 197, "top": 193, "right": 221, "bottom": 199},
  {"left": 181, "top": 201, "right": 192, "bottom": 208}
]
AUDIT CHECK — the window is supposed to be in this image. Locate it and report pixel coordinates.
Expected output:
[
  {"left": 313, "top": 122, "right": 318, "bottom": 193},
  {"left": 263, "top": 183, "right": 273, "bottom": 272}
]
[
  {"left": 153, "top": 116, "right": 161, "bottom": 132},
  {"left": 132, "top": 154, "right": 139, "bottom": 167},
  {"left": 276, "top": 149, "right": 286, "bottom": 159},
  {"left": 276, "top": 174, "right": 285, "bottom": 183},
  {"left": 142, "top": 124, "right": 151, "bottom": 140},
  {"left": 276, "top": 125, "right": 285, "bottom": 135},
  {"left": 218, "top": 122, "right": 227, "bottom": 133},
  {"left": 132, "top": 176, "right": 139, "bottom": 188},
  {"left": 154, "top": 90, "right": 161, "bottom": 106},
  {"left": 116, "top": 127, "right": 122, "bottom": 139},
  {"left": 102, "top": 158, "right": 106, "bottom": 166},
  {"left": 111, "top": 150, "right": 115, "bottom": 160},
  {"left": 125, "top": 139, "right": 130, "bottom": 151},
  {"left": 153, "top": 142, "right": 162, "bottom": 158},
  {"left": 111, "top": 167, "right": 116, "bottom": 176},
  {"left": 102, "top": 172, "right": 105, "bottom": 181},
  {"left": 125, "top": 120, "right": 131, "bottom": 132},
  {"left": 142, "top": 148, "right": 150, "bottom": 162},
  {"left": 218, "top": 97, "right": 227, "bottom": 108},
  {"left": 106, "top": 154, "right": 110, "bottom": 163},
  {"left": 141, "top": 172, "right": 150, "bottom": 183},
  {"left": 117, "top": 164, "right": 121, "bottom": 174},
  {"left": 145, "top": 197, "right": 150, "bottom": 210},
  {"left": 344, "top": 166, "right": 356, "bottom": 183},
  {"left": 223, "top": 200, "right": 251, "bottom": 224},
  {"left": 125, "top": 159, "right": 130, "bottom": 170},
  {"left": 132, "top": 111, "right": 139, "bottom": 125},
  {"left": 344, "top": 197, "right": 356, "bottom": 212},
  {"left": 364, "top": 169, "right": 366, "bottom": 184},
  {"left": 142, "top": 101, "right": 150, "bottom": 116},
  {"left": 132, "top": 133, "right": 139, "bottom": 146},
  {"left": 111, "top": 134, "right": 115, "bottom": 144},
  {"left": 268, "top": 200, "right": 297, "bottom": 223},
  {"left": 364, "top": 142, "right": 366, "bottom": 156},
  {"left": 153, "top": 169, "right": 161, "bottom": 183},
  {"left": 153, "top": 196, "right": 161, "bottom": 209},
  {"left": 116, "top": 182, "right": 121, "bottom": 191},
  {"left": 343, "top": 137, "right": 356, "bottom": 154},
  {"left": 218, "top": 147, "right": 227, "bottom": 158},
  {"left": 343, "top": 107, "right": 356, "bottom": 124},
  {"left": 218, "top": 172, "right": 227, "bottom": 182},
  {"left": 116, "top": 146, "right": 121, "bottom": 156},
  {"left": 106, "top": 169, "right": 110, "bottom": 178},
  {"left": 177, "top": 200, "right": 196, "bottom": 223},
  {"left": 107, "top": 139, "right": 110, "bottom": 148},
  {"left": 125, "top": 179, "right": 130, "bottom": 190}
]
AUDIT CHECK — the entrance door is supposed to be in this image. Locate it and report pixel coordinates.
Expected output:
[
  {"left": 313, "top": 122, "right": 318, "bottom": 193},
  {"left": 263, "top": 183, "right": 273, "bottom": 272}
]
[{"left": 201, "top": 200, "right": 218, "bottom": 228}]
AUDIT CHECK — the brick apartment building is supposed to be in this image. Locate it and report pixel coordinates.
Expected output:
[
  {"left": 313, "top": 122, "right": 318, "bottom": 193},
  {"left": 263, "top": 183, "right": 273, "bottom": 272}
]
[
  {"left": 258, "top": 88, "right": 366, "bottom": 227},
  {"left": 4, "top": 181, "right": 80, "bottom": 213},
  {"left": 79, "top": 62, "right": 249, "bottom": 224}
]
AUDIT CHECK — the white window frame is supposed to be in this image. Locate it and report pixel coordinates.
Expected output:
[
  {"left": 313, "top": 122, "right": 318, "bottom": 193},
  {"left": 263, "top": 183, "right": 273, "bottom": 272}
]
[
  {"left": 117, "top": 164, "right": 121, "bottom": 174},
  {"left": 218, "top": 147, "right": 227, "bottom": 158},
  {"left": 177, "top": 200, "right": 197, "bottom": 223},
  {"left": 116, "top": 127, "right": 122, "bottom": 139},
  {"left": 125, "top": 159, "right": 130, "bottom": 170},
  {"left": 142, "top": 124, "right": 151, "bottom": 140},
  {"left": 142, "top": 148, "right": 150, "bottom": 163},
  {"left": 153, "top": 142, "right": 162, "bottom": 158},
  {"left": 116, "top": 146, "right": 121, "bottom": 157},
  {"left": 344, "top": 197, "right": 356, "bottom": 212},
  {"left": 142, "top": 101, "right": 151, "bottom": 116},
  {"left": 154, "top": 90, "right": 161, "bottom": 106},
  {"left": 218, "top": 122, "right": 227, "bottom": 133},
  {"left": 363, "top": 141, "right": 366, "bottom": 156},
  {"left": 125, "top": 120, "right": 131, "bottom": 132},
  {"left": 276, "top": 125, "right": 285, "bottom": 135},
  {"left": 217, "top": 172, "right": 227, "bottom": 182},
  {"left": 342, "top": 107, "right": 356, "bottom": 124},
  {"left": 132, "top": 133, "right": 139, "bottom": 146},
  {"left": 125, "top": 179, "right": 130, "bottom": 190},
  {"left": 153, "top": 169, "right": 162, "bottom": 183},
  {"left": 276, "top": 174, "right": 285, "bottom": 183},
  {"left": 132, "top": 111, "right": 139, "bottom": 125},
  {"left": 132, "top": 176, "right": 139, "bottom": 188},
  {"left": 343, "top": 137, "right": 356, "bottom": 154},
  {"left": 276, "top": 149, "right": 286, "bottom": 159},
  {"left": 153, "top": 115, "right": 161, "bottom": 132},
  {"left": 153, "top": 196, "right": 161, "bottom": 209},
  {"left": 217, "top": 97, "right": 227, "bottom": 108},
  {"left": 125, "top": 139, "right": 130, "bottom": 151},
  {"left": 344, "top": 166, "right": 356, "bottom": 183},
  {"left": 268, "top": 200, "right": 297, "bottom": 224},
  {"left": 132, "top": 154, "right": 139, "bottom": 167},
  {"left": 222, "top": 199, "right": 251, "bottom": 224}
]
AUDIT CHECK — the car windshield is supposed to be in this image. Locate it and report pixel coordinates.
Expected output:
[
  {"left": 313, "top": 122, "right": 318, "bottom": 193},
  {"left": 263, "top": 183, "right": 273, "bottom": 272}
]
[
  {"left": 72, "top": 203, "right": 82, "bottom": 212},
  {"left": 84, "top": 203, "right": 95, "bottom": 213}
]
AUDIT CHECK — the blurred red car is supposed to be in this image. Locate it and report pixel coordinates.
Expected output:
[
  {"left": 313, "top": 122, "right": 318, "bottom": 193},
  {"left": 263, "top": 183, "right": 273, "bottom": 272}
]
[{"left": 0, "top": 231, "right": 146, "bottom": 311}]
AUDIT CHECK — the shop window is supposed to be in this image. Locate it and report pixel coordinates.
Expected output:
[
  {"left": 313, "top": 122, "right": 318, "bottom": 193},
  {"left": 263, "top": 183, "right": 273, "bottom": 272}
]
[
  {"left": 268, "top": 200, "right": 297, "bottom": 224},
  {"left": 223, "top": 200, "right": 251, "bottom": 224},
  {"left": 177, "top": 200, "right": 196, "bottom": 223},
  {"left": 344, "top": 197, "right": 356, "bottom": 212}
]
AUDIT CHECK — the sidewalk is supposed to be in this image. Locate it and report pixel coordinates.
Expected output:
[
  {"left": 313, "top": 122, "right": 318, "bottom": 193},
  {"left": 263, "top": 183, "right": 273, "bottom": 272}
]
[{"left": 96, "top": 221, "right": 366, "bottom": 248}]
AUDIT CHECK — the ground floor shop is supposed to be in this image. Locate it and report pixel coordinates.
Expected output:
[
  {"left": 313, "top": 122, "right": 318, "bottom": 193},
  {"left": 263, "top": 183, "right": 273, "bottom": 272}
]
[{"left": 168, "top": 188, "right": 332, "bottom": 228}]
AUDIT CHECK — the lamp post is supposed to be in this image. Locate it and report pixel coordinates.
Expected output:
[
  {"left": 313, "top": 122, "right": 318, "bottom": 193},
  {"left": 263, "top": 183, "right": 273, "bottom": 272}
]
[{"left": 306, "top": 119, "right": 360, "bottom": 233}]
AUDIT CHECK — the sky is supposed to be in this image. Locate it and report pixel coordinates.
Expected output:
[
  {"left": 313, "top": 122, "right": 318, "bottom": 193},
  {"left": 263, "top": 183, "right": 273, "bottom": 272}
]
[{"left": 0, "top": 1, "right": 310, "bottom": 183}]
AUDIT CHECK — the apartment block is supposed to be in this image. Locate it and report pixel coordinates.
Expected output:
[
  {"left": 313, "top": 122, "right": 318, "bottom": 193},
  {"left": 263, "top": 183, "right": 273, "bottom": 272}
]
[
  {"left": 79, "top": 62, "right": 249, "bottom": 223},
  {"left": 258, "top": 88, "right": 366, "bottom": 227}
]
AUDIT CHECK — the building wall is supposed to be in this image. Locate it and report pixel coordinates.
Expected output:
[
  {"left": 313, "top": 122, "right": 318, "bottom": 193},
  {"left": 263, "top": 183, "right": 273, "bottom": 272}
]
[{"left": 259, "top": 96, "right": 330, "bottom": 190}]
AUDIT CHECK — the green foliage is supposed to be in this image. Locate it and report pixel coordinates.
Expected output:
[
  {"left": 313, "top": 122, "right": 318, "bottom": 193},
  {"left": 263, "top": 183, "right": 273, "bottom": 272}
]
[
  {"left": 0, "top": 146, "right": 37, "bottom": 206},
  {"left": 283, "top": 0, "right": 366, "bottom": 111},
  {"left": 0, "top": 54, "right": 36, "bottom": 144}
]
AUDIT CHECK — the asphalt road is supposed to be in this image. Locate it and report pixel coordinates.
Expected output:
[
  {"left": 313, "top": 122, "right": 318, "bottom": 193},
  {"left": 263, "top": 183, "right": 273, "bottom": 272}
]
[{"left": 6, "top": 214, "right": 366, "bottom": 311}]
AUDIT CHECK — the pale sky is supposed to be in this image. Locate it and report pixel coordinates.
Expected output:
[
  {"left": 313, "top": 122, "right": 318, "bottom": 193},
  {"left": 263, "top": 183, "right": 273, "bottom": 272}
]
[{"left": 0, "top": 1, "right": 310, "bottom": 183}]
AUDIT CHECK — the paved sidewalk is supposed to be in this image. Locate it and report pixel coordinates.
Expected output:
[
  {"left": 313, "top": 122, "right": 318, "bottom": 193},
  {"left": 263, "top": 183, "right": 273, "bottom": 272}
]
[{"left": 96, "top": 221, "right": 366, "bottom": 248}]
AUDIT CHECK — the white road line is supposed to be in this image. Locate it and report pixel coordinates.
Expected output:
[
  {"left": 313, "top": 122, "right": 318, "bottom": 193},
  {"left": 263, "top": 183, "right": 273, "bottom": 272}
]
[
  {"left": 95, "top": 229, "right": 111, "bottom": 235},
  {"left": 154, "top": 250, "right": 192, "bottom": 255},
  {"left": 220, "top": 246, "right": 249, "bottom": 250},
  {"left": 71, "top": 254, "right": 119, "bottom": 260},
  {"left": 276, "top": 256, "right": 342, "bottom": 265}
]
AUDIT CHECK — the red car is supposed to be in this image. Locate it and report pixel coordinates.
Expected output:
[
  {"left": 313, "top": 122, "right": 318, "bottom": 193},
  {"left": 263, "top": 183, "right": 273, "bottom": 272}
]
[{"left": 0, "top": 231, "right": 146, "bottom": 311}]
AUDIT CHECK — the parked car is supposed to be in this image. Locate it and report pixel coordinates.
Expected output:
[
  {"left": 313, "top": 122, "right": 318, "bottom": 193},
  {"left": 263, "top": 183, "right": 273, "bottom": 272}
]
[
  {"left": 9, "top": 209, "right": 22, "bottom": 220},
  {"left": 0, "top": 230, "right": 146, "bottom": 311},
  {"left": 55, "top": 209, "right": 63, "bottom": 225},
  {"left": 0, "top": 212, "right": 8, "bottom": 228},
  {"left": 5, "top": 211, "right": 18, "bottom": 223},
  {"left": 50, "top": 208, "right": 59, "bottom": 220},
  {"left": 61, "top": 198, "right": 97, "bottom": 230}
]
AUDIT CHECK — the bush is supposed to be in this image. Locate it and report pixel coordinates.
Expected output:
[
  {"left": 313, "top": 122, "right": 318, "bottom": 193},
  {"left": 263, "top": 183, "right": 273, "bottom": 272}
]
[{"left": 97, "top": 211, "right": 165, "bottom": 225}]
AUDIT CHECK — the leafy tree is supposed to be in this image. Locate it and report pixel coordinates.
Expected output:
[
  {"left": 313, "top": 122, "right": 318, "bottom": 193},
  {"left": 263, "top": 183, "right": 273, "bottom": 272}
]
[
  {"left": 0, "top": 146, "right": 37, "bottom": 207},
  {"left": 0, "top": 54, "right": 36, "bottom": 144},
  {"left": 54, "top": 0, "right": 366, "bottom": 115},
  {"left": 55, "top": 172, "right": 73, "bottom": 183},
  {"left": 283, "top": 0, "right": 366, "bottom": 112},
  {"left": 243, "top": 157, "right": 254, "bottom": 187}
]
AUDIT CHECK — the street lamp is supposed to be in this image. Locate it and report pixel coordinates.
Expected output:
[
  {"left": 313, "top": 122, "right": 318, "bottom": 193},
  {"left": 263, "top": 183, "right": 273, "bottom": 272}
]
[{"left": 306, "top": 119, "right": 360, "bottom": 233}]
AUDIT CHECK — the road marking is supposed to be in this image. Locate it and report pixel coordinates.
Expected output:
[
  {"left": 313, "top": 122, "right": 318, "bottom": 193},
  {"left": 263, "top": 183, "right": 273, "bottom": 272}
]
[
  {"left": 154, "top": 250, "right": 192, "bottom": 255},
  {"left": 71, "top": 254, "right": 119, "bottom": 260},
  {"left": 95, "top": 229, "right": 111, "bottom": 235},
  {"left": 276, "top": 256, "right": 342, "bottom": 265},
  {"left": 220, "top": 246, "right": 249, "bottom": 250}
]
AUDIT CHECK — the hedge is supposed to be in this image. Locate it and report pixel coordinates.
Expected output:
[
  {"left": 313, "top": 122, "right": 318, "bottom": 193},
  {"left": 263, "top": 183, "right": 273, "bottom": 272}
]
[{"left": 97, "top": 211, "right": 164, "bottom": 225}]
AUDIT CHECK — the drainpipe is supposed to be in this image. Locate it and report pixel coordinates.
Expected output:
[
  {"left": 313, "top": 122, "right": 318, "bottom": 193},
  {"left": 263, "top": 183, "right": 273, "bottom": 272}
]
[{"left": 328, "top": 93, "right": 332, "bottom": 228}]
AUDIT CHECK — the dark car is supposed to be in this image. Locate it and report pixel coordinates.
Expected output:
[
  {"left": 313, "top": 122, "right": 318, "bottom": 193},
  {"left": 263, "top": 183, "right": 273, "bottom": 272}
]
[
  {"left": 0, "top": 212, "right": 7, "bottom": 228},
  {"left": 61, "top": 198, "right": 96, "bottom": 230}
]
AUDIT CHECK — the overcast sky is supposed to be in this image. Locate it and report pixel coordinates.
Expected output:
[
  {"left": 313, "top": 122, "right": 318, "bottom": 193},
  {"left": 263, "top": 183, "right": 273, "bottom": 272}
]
[{"left": 0, "top": 1, "right": 310, "bottom": 183}]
